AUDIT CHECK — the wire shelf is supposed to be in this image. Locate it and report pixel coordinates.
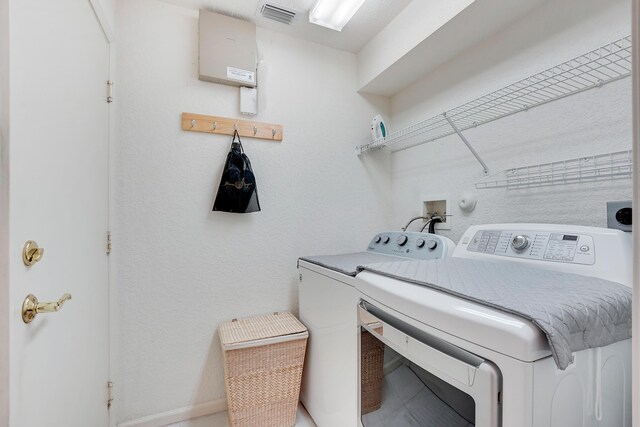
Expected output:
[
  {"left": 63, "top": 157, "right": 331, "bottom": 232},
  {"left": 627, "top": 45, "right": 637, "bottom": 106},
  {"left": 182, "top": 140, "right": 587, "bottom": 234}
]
[
  {"left": 474, "top": 150, "right": 632, "bottom": 190},
  {"left": 357, "top": 35, "right": 632, "bottom": 155}
]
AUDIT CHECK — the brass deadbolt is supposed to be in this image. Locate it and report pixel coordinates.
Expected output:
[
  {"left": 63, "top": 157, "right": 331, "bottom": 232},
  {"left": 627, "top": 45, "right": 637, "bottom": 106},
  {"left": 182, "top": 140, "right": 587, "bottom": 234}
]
[{"left": 22, "top": 240, "right": 44, "bottom": 266}]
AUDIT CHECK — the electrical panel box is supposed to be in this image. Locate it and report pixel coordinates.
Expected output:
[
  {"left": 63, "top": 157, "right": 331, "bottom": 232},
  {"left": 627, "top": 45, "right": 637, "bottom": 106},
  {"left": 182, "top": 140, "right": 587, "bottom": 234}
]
[{"left": 199, "top": 10, "right": 257, "bottom": 87}]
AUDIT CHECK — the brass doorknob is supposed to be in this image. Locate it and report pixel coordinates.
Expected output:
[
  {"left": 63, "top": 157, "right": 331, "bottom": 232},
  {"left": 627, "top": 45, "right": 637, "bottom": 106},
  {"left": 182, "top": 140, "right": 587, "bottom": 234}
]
[
  {"left": 22, "top": 293, "right": 72, "bottom": 324},
  {"left": 22, "top": 240, "right": 44, "bottom": 266}
]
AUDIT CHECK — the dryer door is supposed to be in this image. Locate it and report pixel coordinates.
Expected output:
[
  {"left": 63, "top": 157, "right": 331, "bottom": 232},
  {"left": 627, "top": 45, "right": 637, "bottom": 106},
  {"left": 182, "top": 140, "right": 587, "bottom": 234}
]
[{"left": 358, "top": 301, "right": 502, "bottom": 427}]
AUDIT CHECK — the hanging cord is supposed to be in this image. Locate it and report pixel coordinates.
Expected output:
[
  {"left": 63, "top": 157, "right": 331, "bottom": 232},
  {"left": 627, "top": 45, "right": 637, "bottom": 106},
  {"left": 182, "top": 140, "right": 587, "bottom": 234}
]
[
  {"left": 419, "top": 219, "right": 433, "bottom": 233},
  {"left": 232, "top": 129, "right": 243, "bottom": 149},
  {"left": 402, "top": 216, "right": 430, "bottom": 231}
]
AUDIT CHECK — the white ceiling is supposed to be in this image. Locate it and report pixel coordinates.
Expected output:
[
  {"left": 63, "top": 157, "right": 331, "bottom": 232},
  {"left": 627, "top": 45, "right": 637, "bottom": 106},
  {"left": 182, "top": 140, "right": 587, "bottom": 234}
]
[{"left": 158, "top": 0, "right": 412, "bottom": 53}]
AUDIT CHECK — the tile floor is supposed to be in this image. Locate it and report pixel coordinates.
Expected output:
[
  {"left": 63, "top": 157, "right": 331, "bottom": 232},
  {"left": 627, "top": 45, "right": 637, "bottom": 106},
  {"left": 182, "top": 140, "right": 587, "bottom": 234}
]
[
  {"left": 166, "top": 404, "right": 316, "bottom": 427},
  {"left": 166, "top": 365, "right": 473, "bottom": 426},
  {"left": 165, "top": 365, "right": 475, "bottom": 427},
  {"left": 361, "top": 365, "right": 473, "bottom": 427}
]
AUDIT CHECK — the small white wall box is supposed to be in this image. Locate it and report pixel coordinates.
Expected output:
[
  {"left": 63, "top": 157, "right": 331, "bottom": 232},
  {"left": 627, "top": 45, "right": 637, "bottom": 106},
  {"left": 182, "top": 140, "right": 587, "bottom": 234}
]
[
  {"left": 422, "top": 194, "right": 451, "bottom": 230},
  {"left": 199, "top": 10, "right": 257, "bottom": 87},
  {"left": 240, "top": 87, "right": 258, "bottom": 115}
]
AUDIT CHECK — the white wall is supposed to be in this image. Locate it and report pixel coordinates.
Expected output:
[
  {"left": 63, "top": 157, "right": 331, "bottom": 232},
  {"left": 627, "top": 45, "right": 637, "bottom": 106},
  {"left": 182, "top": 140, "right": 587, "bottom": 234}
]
[
  {"left": 356, "top": 0, "right": 474, "bottom": 89},
  {"left": 90, "top": 0, "right": 116, "bottom": 41},
  {"left": 388, "top": 0, "right": 632, "bottom": 242},
  {"left": 110, "top": 0, "right": 633, "bottom": 424},
  {"left": 113, "top": 0, "right": 391, "bottom": 423},
  {"left": 97, "top": 0, "right": 116, "bottom": 35}
]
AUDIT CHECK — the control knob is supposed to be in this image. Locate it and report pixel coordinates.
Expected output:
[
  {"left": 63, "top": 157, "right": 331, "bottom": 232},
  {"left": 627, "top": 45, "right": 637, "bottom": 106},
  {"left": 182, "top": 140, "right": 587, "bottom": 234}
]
[
  {"left": 382, "top": 235, "right": 390, "bottom": 244},
  {"left": 374, "top": 236, "right": 381, "bottom": 244},
  {"left": 397, "top": 235, "right": 408, "bottom": 246},
  {"left": 416, "top": 238, "right": 425, "bottom": 248},
  {"left": 511, "top": 235, "right": 531, "bottom": 251},
  {"left": 426, "top": 240, "right": 438, "bottom": 250}
]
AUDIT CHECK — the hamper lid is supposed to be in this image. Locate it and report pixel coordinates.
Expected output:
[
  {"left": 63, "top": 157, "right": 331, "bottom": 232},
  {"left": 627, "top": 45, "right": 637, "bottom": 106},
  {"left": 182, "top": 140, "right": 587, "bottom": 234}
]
[
  {"left": 359, "top": 309, "right": 381, "bottom": 327},
  {"left": 219, "top": 311, "right": 307, "bottom": 346}
]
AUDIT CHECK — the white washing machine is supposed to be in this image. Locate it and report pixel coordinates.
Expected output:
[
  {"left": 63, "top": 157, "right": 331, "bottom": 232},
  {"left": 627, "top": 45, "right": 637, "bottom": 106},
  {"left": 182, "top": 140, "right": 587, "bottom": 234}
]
[
  {"left": 298, "top": 231, "right": 455, "bottom": 427},
  {"left": 356, "top": 224, "right": 632, "bottom": 427}
]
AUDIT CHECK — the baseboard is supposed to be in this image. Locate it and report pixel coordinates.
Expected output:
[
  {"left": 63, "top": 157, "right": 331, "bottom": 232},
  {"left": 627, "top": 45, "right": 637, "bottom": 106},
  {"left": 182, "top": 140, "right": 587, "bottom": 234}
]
[{"left": 117, "top": 398, "right": 227, "bottom": 427}]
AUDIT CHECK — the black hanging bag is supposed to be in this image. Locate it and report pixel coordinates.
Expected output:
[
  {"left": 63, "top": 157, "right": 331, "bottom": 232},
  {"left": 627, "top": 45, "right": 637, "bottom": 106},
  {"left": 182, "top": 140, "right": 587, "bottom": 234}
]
[{"left": 213, "top": 130, "right": 261, "bottom": 213}]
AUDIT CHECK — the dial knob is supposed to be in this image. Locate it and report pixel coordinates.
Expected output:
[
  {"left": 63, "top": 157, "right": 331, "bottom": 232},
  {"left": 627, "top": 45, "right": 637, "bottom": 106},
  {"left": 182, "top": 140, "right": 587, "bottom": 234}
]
[
  {"left": 416, "top": 238, "right": 426, "bottom": 248},
  {"left": 374, "top": 235, "right": 381, "bottom": 244},
  {"left": 397, "top": 235, "right": 408, "bottom": 246},
  {"left": 382, "top": 235, "right": 390, "bottom": 244},
  {"left": 511, "top": 235, "right": 531, "bottom": 251},
  {"left": 426, "top": 240, "right": 438, "bottom": 250}
]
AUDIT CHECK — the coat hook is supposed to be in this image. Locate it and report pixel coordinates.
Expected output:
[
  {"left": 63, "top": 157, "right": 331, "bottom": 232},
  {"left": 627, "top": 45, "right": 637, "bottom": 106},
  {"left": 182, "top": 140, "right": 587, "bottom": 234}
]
[
  {"left": 253, "top": 126, "right": 257, "bottom": 135},
  {"left": 190, "top": 119, "right": 196, "bottom": 128},
  {"left": 272, "top": 128, "right": 277, "bottom": 137},
  {"left": 234, "top": 124, "right": 238, "bottom": 131},
  {"left": 212, "top": 121, "right": 217, "bottom": 131}
]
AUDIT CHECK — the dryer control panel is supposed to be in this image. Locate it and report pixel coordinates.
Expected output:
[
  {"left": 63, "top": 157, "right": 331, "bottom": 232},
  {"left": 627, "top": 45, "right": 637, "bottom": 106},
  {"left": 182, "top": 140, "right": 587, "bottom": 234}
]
[
  {"left": 454, "top": 224, "right": 632, "bottom": 285},
  {"left": 465, "top": 229, "right": 595, "bottom": 265}
]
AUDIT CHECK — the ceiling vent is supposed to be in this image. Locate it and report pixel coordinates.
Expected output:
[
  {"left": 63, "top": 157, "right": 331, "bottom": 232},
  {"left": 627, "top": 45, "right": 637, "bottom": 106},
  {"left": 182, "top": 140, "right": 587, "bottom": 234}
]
[{"left": 260, "top": 3, "right": 297, "bottom": 25}]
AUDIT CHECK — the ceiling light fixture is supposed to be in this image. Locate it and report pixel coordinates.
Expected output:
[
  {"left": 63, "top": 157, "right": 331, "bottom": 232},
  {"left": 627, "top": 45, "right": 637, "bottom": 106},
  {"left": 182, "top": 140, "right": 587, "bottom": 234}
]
[{"left": 308, "top": 0, "right": 367, "bottom": 31}]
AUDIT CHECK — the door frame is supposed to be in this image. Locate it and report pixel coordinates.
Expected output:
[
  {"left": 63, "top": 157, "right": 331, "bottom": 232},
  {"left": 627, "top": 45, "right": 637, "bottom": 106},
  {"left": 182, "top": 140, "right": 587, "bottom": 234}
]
[
  {"left": 87, "top": 2, "right": 117, "bottom": 427},
  {"left": 632, "top": 1, "right": 639, "bottom": 426}
]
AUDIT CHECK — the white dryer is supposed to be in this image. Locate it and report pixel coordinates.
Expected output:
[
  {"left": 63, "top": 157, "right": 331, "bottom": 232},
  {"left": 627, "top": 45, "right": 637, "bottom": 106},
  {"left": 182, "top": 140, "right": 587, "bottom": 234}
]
[
  {"left": 298, "top": 231, "right": 455, "bottom": 427},
  {"left": 356, "top": 224, "right": 632, "bottom": 427}
]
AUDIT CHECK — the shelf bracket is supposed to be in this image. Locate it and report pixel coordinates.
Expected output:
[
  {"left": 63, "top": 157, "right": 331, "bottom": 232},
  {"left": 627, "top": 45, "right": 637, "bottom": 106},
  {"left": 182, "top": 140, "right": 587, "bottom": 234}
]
[{"left": 443, "top": 113, "right": 489, "bottom": 174}]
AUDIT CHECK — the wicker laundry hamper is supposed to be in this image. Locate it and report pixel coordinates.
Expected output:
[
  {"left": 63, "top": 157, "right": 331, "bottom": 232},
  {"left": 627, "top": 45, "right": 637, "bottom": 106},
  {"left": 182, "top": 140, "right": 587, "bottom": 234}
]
[
  {"left": 219, "top": 311, "right": 308, "bottom": 427},
  {"left": 360, "top": 311, "right": 385, "bottom": 415}
]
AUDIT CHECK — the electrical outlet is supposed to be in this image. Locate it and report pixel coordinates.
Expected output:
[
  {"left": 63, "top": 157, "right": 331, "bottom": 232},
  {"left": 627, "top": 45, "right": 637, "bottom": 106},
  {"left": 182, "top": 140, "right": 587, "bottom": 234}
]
[
  {"left": 607, "top": 201, "right": 632, "bottom": 232},
  {"left": 422, "top": 194, "right": 451, "bottom": 230}
]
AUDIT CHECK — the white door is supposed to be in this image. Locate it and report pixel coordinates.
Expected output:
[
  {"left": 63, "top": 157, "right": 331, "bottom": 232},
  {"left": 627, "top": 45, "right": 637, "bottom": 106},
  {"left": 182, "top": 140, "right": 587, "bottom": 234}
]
[{"left": 8, "top": 0, "right": 110, "bottom": 426}]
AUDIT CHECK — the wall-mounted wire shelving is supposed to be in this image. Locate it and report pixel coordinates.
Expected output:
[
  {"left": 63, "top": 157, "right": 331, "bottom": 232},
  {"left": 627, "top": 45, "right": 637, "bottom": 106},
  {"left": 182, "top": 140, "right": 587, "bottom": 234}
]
[
  {"left": 356, "top": 35, "right": 633, "bottom": 176},
  {"left": 474, "top": 150, "right": 632, "bottom": 190}
]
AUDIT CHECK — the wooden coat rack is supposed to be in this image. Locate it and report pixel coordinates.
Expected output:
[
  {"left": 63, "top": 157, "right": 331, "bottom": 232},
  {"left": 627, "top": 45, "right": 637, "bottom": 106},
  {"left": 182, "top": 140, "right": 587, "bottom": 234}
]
[{"left": 182, "top": 112, "right": 283, "bottom": 142}]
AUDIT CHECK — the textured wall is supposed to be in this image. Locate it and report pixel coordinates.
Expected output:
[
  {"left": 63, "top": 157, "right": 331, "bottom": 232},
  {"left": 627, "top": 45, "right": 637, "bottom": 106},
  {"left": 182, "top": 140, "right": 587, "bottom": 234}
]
[
  {"left": 356, "top": 0, "right": 474, "bottom": 89},
  {"left": 388, "top": 0, "right": 632, "bottom": 242},
  {"left": 113, "top": 0, "right": 391, "bottom": 423},
  {"left": 114, "top": 0, "right": 632, "bottom": 423}
]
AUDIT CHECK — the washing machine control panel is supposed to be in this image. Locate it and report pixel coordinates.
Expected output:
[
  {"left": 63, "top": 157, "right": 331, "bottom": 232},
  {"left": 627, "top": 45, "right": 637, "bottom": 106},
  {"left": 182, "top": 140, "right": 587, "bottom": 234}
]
[
  {"left": 367, "top": 232, "right": 452, "bottom": 260},
  {"left": 466, "top": 229, "right": 595, "bottom": 265}
]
